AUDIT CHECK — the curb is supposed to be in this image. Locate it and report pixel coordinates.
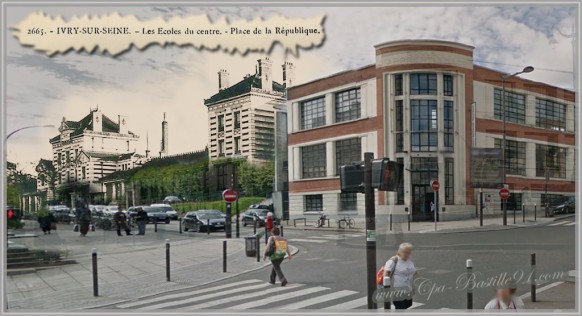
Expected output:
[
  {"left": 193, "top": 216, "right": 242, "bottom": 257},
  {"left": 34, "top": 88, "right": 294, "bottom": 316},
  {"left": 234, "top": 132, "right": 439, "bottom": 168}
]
[{"left": 282, "top": 225, "right": 363, "bottom": 233}]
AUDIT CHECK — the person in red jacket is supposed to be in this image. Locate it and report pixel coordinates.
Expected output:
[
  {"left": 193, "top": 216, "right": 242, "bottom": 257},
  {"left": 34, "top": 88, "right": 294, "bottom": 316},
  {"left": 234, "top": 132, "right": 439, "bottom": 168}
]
[{"left": 266, "top": 212, "right": 274, "bottom": 237}]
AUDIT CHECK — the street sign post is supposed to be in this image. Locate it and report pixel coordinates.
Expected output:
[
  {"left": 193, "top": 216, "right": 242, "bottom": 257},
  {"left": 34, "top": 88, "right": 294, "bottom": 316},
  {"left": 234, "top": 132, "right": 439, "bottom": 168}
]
[
  {"left": 431, "top": 180, "right": 439, "bottom": 231},
  {"left": 363, "top": 152, "right": 376, "bottom": 309},
  {"left": 222, "top": 189, "right": 238, "bottom": 238}
]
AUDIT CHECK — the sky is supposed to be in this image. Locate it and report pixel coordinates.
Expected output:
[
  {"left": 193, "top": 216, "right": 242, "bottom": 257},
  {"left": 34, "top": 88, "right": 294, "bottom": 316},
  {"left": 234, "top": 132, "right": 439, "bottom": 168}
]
[{"left": 5, "top": 5, "right": 577, "bottom": 174}]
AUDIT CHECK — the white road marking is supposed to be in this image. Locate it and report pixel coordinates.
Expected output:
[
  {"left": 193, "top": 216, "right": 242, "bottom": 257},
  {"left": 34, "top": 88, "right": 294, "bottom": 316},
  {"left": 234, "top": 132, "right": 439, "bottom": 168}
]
[
  {"left": 564, "top": 222, "right": 575, "bottom": 226},
  {"left": 519, "top": 281, "right": 564, "bottom": 300},
  {"left": 117, "top": 279, "right": 262, "bottom": 308},
  {"left": 290, "top": 238, "right": 327, "bottom": 243},
  {"left": 278, "top": 290, "right": 357, "bottom": 309},
  {"left": 229, "top": 286, "right": 329, "bottom": 309},
  {"left": 549, "top": 222, "right": 567, "bottom": 226},
  {"left": 304, "top": 257, "right": 322, "bottom": 261},
  {"left": 322, "top": 258, "right": 340, "bottom": 262},
  {"left": 322, "top": 296, "right": 367, "bottom": 310}
]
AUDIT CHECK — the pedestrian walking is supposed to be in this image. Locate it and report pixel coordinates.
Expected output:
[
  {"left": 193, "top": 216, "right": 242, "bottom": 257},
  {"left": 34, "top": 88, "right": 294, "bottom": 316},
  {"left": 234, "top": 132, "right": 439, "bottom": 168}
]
[
  {"left": 135, "top": 207, "right": 148, "bottom": 235},
  {"left": 75, "top": 201, "right": 92, "bottom": 237},
  {"left": 37, "top": 210, "right": 56, "bottom": 235},
  {"left": 263, "top": 227, "right": 292, "bottom": 286},
  {"left": 265, "top": 212, "right": 274, "bottom": 238},
  {"left": 483, "top": 278, "right": 525, "bottom": 311},
  {"left": 114, "top": 208, "right": 132, "bottom": 236},
  {"left": 383, "top": 242, "right": 418, "bottom": 309}
]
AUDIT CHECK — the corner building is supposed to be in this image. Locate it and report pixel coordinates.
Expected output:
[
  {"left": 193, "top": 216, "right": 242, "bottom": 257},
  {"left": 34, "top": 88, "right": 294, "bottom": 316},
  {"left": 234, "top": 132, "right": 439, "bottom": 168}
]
[{"left": 287, "top": 39, "right": 575, "bottom": 221}]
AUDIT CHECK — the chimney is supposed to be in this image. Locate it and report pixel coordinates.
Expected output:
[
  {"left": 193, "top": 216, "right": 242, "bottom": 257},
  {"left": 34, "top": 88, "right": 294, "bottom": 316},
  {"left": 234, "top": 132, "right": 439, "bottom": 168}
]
[
  {"left": 257, "top": 57, "right": 272, "bottom": 92},
  {"left": 118, "top": 115, "right": 128, "bottom": 134},
  {"left": 282, "top": 61, "right": 295, "bottom": 88},
  {"left": 218, "top": 69, "right": 230, "bottom": 91},
  {"left": 92, "top": 110, "right": 102, "bottom": 132}
]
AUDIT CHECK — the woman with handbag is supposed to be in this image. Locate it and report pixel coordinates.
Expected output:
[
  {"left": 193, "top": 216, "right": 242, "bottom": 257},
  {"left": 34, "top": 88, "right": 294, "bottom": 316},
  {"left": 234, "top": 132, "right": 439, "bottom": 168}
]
[
  {"left": 263, "top": 227, "right": 292, "bottom": 286},
  {"left": 384, "top": 242, "right": 417, "bottom": 309}
]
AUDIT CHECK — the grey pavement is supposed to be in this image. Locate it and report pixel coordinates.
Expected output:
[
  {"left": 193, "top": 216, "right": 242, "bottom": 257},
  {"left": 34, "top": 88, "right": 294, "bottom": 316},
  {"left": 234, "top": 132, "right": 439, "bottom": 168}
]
[
  {"left": 521, "top": 281, "right": 576, "bottom": 311},
  {"left": 7, "top": 221, "right": 296, "bottom": 311}
]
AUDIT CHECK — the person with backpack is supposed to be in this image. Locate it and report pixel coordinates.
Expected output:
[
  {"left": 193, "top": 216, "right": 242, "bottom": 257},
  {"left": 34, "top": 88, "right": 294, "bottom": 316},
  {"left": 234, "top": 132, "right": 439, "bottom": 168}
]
[
  {"left": 114, "top": 209, "right": 132, "bottom": 236},
  {"left": 382, "top": 242, "right": 417, "bottom": 309},
  {"left": 263, "top": 227, "right": 292, "bottom": 286},
  {"left": 135, "top": 207, "right": 148, "bottom": 235},
  {"left": 75, "top": 200, "right": 92, "bottom": 237},
  {"left": 37, "top": 210, "right": 56, "bottom": 235}
]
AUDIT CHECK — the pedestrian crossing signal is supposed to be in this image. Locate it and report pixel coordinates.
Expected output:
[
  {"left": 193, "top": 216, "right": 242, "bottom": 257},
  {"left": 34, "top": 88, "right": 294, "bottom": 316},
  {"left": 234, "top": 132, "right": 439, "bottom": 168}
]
[
  {"left": 7, "top": 209, "right": 15, "bottom": 220},
  {"left": 371, "top": 158, "right": 403, "bottom": 191},
  {"left": 339, "top": 162, "right": 365, "bottom": 193}
]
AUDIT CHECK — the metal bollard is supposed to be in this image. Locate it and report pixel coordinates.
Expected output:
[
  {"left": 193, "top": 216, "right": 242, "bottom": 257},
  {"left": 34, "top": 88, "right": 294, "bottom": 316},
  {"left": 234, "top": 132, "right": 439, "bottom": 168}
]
[
  {"left": 223, "top": 240, "right": 227, "bottom": 273},
  {"left": 179, "top": 220, "right": 182, "bottom": 234},
  {"left": 280, "top": 225, "right": 284, "bottom": 237},
  {"left": 390, "top": 213, "right": 393, "bottom": 231},
  {"left": 265, "top": 226, "right": 268, "bottom": 244},
  {"left": 466, "top": 259, "right": 473, "bottom": 309},
  {"left": 256, "top": 235, "right": 261, "bottom": 262},
  {"left": 254, "top": 220, "right": 257, "bottom": 234},
  {"left": 405, "top": 207, "right": 410, "bottom": 231},
  {"left": 155, "top": 221, "right": 158, "bottom": 232},
  {"left": 207, "top": 219, "right": 210, "bottom": 235},
  {"left": 534, "top": 204, "right": 537, "bottom": 221},
  {"left": 92, "top": 248, "right": 99, "bottom": 297},
  {"left": 166, "top": 239, "right": 170, "bottom": 281},
  {"left": 522, "top": 203, "right": 525, "bottom": 223},
  {"left": 531, "top": 253, "right": 536, "bottom": 302}
]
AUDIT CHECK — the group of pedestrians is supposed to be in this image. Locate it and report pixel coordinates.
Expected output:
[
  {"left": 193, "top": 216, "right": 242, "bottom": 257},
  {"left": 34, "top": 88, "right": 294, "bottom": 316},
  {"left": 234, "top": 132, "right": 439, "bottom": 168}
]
[{"left": 70, "top": 200, "right": 150, "bottom": 237}]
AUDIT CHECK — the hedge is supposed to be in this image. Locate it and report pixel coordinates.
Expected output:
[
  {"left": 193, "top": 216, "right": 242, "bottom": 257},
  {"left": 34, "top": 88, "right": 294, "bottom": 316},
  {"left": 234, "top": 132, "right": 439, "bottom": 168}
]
[{"left": 172, "top": 197, "right": 265, "bottom": 214}]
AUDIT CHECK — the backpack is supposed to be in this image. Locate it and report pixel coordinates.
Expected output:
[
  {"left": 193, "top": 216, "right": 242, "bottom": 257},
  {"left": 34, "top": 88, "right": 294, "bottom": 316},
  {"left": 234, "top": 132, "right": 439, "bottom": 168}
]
[
  {"left": 376, "top": 256, "right": 399, "bottom": 285},
  {"left": 270, "top": 238, "right": 288, "bottom": 260}
]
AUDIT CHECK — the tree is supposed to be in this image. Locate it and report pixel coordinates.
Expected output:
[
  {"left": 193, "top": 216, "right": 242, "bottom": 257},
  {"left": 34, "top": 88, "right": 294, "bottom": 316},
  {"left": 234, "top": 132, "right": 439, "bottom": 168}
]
[
  {"left": 35, "top": 159, "right": 57, "bottom": 201},
  {"left": 237, "top": 161, "right": 274, "bottom": 197}
]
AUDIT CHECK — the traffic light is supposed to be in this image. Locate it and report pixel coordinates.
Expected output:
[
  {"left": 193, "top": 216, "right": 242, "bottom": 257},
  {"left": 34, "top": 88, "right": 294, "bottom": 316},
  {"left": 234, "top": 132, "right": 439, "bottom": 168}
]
[
  {"left": 340, "top": 162, "right": 364, "bottom": 193},
  {"left": 372, "top": 158, "right": 404, "bottom": 191},
  {"left": 7, "top": 208, "right": 20, "bottom": 220}
]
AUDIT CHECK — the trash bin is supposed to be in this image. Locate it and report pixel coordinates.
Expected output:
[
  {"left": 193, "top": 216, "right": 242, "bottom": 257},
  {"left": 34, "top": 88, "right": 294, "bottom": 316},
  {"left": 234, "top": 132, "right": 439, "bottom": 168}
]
[{"left": 245, "top": 236, "right": 257, "bottom": 257}]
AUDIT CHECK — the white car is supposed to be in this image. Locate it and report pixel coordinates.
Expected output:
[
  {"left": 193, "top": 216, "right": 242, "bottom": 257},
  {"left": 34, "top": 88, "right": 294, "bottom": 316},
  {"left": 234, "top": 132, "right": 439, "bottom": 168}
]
[{"left": 151, "top": 203, "right": 178, "bottom": 220}]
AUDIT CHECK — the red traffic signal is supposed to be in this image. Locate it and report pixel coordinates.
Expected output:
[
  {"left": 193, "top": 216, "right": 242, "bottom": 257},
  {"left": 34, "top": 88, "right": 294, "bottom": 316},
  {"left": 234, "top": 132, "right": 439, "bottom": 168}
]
[{"left": 7, "top": 209, "right": 15, "bottom": 220}]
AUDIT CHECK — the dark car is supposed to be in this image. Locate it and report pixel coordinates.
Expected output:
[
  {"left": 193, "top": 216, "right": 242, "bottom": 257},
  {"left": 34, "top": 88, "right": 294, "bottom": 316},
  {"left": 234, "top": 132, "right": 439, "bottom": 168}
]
[
  {"left": 241, "top": 209, "right": 280, "bottom": 227},
  {"left": 182, "top": 210, "right": 225, "bottom": 232},
  {"left": 551, "top": 196, "right": 575, "bottom": 215},
  {"left": 144, "top": 206, "right": 170, "bottom": 224}
]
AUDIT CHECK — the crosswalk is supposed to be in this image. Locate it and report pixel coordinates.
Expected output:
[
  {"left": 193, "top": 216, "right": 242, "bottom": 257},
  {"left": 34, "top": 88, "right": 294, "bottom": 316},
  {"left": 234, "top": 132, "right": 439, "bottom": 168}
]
[
  {"left": 547, "top": 220, "right": 576, "bottom": 227},
  {"left": 290, "top": 234, "right": 364, "bottom": 244},
  {"left": 112, "top": 278, "right": 421, "bottom": 311}
]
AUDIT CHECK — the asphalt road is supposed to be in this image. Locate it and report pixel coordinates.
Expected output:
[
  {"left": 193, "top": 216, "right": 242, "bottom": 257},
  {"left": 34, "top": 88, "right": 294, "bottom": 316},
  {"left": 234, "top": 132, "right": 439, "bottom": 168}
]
[{"left": 103, "top": 216, "right": 576, "bottom": 311}]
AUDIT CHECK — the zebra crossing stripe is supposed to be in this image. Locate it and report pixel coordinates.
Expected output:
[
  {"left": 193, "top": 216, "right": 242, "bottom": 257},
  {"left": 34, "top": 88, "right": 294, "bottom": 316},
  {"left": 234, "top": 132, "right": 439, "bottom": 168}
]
[
  {"left": 278, "top": 290, "right": 357, "bottom": 309},
  {"left": 565, "top": 222, "right": 575, "bottom": 226},
  {"left": 321, "top": 296, "right": 367, "bottom": 310},
  {"left": 290, "top": 239, "right": 327, "bottom": 243},
  {"left": 176, "top": 283, "right": 304, "bottom": 310},
  {"left": 137, "top": 282, "right": 271, "bottom": 310},
  {"left": 117, "top": 279, "right": 262, "bottom": 308},
  {"left": 228, "top": 286, "right": 329, "bottom": 309},
  {"left": 549, "top": 222, "right": 567, "bottom": 226}
]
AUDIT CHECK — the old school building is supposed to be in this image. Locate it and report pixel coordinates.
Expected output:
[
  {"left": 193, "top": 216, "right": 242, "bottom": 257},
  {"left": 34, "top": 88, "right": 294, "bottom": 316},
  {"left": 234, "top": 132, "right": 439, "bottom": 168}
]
[{"left": 287, "top": 39, "right": 575, "bottom": 221}]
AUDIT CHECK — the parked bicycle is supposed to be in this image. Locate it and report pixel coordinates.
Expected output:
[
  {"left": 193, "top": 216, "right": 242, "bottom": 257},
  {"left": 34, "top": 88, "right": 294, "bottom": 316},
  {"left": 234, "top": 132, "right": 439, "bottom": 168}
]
[{"left": 338, "top": 215, "right": 355, "bottom": 229}]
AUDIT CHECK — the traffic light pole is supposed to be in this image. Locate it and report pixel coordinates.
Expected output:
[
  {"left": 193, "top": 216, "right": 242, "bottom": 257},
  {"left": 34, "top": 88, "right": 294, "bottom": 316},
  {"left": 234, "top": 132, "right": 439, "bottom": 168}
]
[{"left": 363, "top": 152, "right": 377, "bottom": 310}]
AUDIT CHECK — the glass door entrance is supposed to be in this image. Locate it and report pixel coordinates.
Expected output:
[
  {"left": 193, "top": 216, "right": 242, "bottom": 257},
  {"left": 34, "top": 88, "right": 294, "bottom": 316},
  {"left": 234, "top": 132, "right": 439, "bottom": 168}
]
[{"left": 410, "top": 157, "right": 438, "bottom": 221}]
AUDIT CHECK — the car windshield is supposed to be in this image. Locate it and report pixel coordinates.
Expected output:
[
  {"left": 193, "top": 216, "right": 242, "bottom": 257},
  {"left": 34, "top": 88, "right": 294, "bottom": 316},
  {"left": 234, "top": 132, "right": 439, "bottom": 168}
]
[
  {"left": 156, "top": 206, "right": 174, "bottom": 212},
  {"left": 197, "top": 212, "right": 222, "bottom": 219},
  {"left": 256, "top": 210, "right": 269, "bottom": 216},
  {"left": 145, "top": 207, "right": 164, "bottom": 213}
]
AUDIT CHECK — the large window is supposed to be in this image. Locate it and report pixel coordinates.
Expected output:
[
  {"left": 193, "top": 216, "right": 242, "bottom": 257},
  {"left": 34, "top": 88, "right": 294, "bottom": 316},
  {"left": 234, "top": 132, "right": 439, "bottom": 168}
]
[
  {"left": 411, "top": 99, "right": 438, "bottom": 151},
  {"left": 233, "top": 111, "right": 241, "bottom": 129},
  {"left": 443, "top": 74, "right": 453, "bottom": 96},
  {"left": 396, "top": 158, "right": 404, "bottom": 205},
  {"left": 536, "top": 144, "right": 566, "bottom": 178},
  {"left": 444, "top": 100, "right": 454, "bottom": 151},
  {"left": 536, "top": 98, "right": 566, "bottom": 131},
  {"left": 410, "top": 73, "right": 437, "bottom": 95},
  {"left": 502, "top": 193, "right": 523, "bottom": 211},
  {"left": 234, "top": 137, "right": 240, "bottom": 154},
  {"left": 218, "top": 140, "right": 225, "bottom": 156},
  {"left": 300, "top": 97, "right": 326, "bottom": 130},
  {"left": 494, "top": 139, "right": 526, "bottom": 176},
  {"left": 217, "top": 115, "right": 224, "bottom": 132},
  {"left": 494, "top": 89, "right": 526, "bottom": 125},
  {"left": 335, "top": 88, "right": 361, "bottom": 123},
  {"left": 301, "top": 144, "right": 326, "bottom": 178},
  {"left": 445, "top": 158, "right": 454, "bottom": 204},
  {"left": 395, "top": 100, "right": 404, "bottom": 152},
  {"left": 305, "top": 195, "right": 323, "bottom": 212},
  {"left": 541, "top": 194, "right": 566, "bottom": 206},
  {"left": 336, "top": 138, "right": 361, "bottom": 175},
  {"left": 394, "top": 74, "right": 403, "bottom": 96},
  {"left": 340, "top": 192, "right": 358, "bottom": 211}
]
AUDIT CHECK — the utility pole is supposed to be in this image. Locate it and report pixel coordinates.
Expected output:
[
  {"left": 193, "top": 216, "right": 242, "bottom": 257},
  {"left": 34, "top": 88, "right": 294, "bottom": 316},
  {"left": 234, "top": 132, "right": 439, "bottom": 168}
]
[{"left": 363, "top": 152, "right": 376, "bottom": 309}]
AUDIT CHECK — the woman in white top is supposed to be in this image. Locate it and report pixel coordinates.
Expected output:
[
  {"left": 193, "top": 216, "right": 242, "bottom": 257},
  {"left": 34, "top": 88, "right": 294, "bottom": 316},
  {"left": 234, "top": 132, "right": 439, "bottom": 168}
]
[
  {"left": 483, "top": 280, "right": 525, "bottom": 312},
  {"left": 384, "top": 242, "right": 417, "bottom": 309}
]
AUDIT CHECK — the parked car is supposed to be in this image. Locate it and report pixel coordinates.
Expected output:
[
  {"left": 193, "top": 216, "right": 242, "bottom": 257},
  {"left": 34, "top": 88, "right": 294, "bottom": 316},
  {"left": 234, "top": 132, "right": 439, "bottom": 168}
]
[
  {"left": 127, "top": 206, "right": 149, "bottom": 218},
  {"left": 241, "top": 209, "right": 279, "bottom": 227},
  {"left": 151, "top": 204, "right": 178, "bottom": 220},
  {"left": 551, "top": 196, "right": 575, "bottom": 215},
  {"left": 143, "top": 206, "right": 170, "bottom": 224},
  {"left": 182, "top": 210, "right": 225, "bottom": 232},
  {"left": 163, "top": 196, "right": 183, "bottom": 204}
]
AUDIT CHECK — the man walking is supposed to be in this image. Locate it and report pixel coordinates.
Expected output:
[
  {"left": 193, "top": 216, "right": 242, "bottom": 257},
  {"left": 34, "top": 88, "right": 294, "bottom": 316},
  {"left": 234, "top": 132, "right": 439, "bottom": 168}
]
[
  {"left": 135, "top": 207, "right": 148, "bottom": 235},
  {"left": 75, "top": 200, "right": 92, "bottom": 237},
  {"left": 114, "top": 208, "right": 132, "bottom": 236}
]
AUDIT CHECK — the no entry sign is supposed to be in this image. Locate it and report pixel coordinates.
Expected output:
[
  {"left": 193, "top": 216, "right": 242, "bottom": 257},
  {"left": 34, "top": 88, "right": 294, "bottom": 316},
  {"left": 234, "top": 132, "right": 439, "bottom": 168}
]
[
  {"left": 222, "top": 189, "right": 238, "bottom": 203},
  {"left": 431, "top": 180, "right": 440, "bottom": 192},
  {"left": 499, "top": 188, "right": 510, "bottom": 200}
]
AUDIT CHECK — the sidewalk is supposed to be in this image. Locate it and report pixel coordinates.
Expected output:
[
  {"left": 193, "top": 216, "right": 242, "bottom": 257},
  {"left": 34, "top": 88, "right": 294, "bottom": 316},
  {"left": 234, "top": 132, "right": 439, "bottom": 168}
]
[
  {"left": 521, "top": 281, "right": 576, "bottom": 311},
  {"left": 6, "top": 222, "right": 297, "bottom": 311}
]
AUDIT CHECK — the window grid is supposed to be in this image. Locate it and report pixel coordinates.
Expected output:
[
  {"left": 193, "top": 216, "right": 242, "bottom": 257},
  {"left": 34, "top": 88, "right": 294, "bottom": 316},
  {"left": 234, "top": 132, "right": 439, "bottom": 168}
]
[
  {"left": 394, "top": 74, "right": 403, "bottom": 96},
  {"left": 305, "top": 195, "right": 323, "bottom": 212},
  {"left": 217, "top": 115, "right": 224, "bottom": 132},
  {"left": 445, "top": 158, "right": 454, "bottom": 205},
  {"left": 336, "top": 138, "right": 362, "bottom": 175},
  {"left": 396, "top": 158, "right": 404, "bottom": 205},
  {"left": 535, "top": 144, "right": 566, "bottom": 178},
  {"left": 234, "top": 111, "right": 241, "bottom": 129},
  {"left": 411, "top": 99, "right": 438, "bottom": 152},
  {"left": 535, "top": 98, "right": 566, "bottom": 131},
  {"left": 494, "top": 139, "right": 526, "bottom": 176},
  {"left": 395, "top": 100, "right": 404, "bottom": 152},
  {"left": 335, "top": 88, "right": 361, "bottom": 123},
  {"left": 494, "top": 89, "right": 526, "bottom": 125},
  {"left": 300, "top": 97, "right": 326, "bottom": 130},
  {"left": 443, "top": 74, "right": 453, "bottom": 96},
  {"left": 301, "top": 144, "right": 326, "bottom": 179},
  {"left": 340, "top": 192, "right": 358, "bottom": 211},
  {"left": 410, "top": 73, "right": 437, "bottom": 95},
  {"left": 444, "top": 100, "right": 454, "bottom": 151},
  {"left": 541, "top": 194, "right": 566, "bottom": 206}
]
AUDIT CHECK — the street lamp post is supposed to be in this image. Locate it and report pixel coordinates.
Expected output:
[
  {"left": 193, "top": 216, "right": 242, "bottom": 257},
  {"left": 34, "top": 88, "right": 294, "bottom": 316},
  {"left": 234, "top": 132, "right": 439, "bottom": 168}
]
[
  {"left": 500, "top": 66, "right": 534, "bottom": 226},
  {"left": 6, "top": 125, "right": 56, "bottom": 141}
]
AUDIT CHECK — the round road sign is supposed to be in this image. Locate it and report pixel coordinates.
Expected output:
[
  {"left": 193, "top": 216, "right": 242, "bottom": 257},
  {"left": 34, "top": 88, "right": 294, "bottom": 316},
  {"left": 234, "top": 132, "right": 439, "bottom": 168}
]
[
  {"left": 499, "top": 188, "right": 510, "bottom": 200},
  {"left": 431, "top": 180, "right": 440, "bottom": 192},
  {"left": 222, "top": 189, "right": 238, "bottom": 203}
]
